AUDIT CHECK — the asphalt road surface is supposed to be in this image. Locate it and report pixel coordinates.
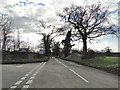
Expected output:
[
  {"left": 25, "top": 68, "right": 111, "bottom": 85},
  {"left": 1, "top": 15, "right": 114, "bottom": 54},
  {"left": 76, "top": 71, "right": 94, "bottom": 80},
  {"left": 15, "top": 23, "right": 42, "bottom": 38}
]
[{"left": 2, "top": 57, "right": 118, "bottom": 89}]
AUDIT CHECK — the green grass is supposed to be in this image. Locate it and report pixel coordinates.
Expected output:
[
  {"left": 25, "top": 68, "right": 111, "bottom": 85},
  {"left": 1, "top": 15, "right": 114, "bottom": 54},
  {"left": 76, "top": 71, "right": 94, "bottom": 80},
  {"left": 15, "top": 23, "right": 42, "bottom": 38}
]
[
  {"left": 60, "top": 53, "right": 119, "bottom": 69},
  {"left": 104, "top": 57, "right": 119, "bottom": 61},
  {"left": 2, "top": 56, "right": 49, "bottom": 64}
]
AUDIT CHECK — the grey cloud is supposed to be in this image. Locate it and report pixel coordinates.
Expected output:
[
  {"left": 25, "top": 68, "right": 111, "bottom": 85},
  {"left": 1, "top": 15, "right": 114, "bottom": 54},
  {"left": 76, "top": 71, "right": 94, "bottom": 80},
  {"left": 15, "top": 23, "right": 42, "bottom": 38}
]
[
  {"left": 8, "top": 16, "right": 38, "bottom": 33},
  {"left": 2, "top": 0, "right": 118, "bottom": 34}
]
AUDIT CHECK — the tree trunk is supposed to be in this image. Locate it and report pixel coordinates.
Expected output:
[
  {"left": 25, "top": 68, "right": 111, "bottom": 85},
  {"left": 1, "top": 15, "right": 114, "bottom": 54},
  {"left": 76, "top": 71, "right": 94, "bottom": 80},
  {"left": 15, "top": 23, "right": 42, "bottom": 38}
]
[{"left": 82, "top": 36, "right": 87, "bottom": 58}]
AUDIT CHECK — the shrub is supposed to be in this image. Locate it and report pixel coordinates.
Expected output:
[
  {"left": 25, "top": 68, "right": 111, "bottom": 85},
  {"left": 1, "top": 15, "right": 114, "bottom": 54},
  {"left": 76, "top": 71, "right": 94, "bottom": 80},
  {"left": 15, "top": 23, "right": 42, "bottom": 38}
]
[{"left": 82, "top": 49, "right": 96, "bottom": 59}]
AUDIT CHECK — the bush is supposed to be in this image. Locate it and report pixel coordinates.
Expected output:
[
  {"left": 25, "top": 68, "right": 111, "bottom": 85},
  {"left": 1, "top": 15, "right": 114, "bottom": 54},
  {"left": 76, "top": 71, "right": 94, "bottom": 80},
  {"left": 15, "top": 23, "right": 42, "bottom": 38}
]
[
  {"left": 87, "top": 50, "right": 96, "bottom": 58},
  {"left": 82, "top": 49, "right": 96, "bottom": 59}
]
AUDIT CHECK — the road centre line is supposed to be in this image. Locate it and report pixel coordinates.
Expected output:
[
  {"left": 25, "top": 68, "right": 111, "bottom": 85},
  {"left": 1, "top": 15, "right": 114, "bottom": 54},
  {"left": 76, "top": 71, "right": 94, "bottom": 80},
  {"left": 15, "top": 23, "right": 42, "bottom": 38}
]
[
  {"left": 28, "top": 72, "right": 32, "bottom": 74},
  {"left": 23, "top": 62, "right": 46, "bottom": 88},
  {"left": 35, "top": 62, "right": 46, "bottom": 73},
  {"left": 35, "top": 72, "right": 38, "bottom": 74},
  {"left": 30, "top": 76, "right": 35, "bottom": 79},
  {"left": 9, "top": 63, "right": 43, "bottom": 89},
  {"left": 21, "top": 77, "right": 26, "bottom": 80},
  {"left": 22, "top": 85, "right": 29, "bottom": 88},
  {"left": 30, "top": 62, "right": 46, "bottom": 78},
  {"left": 10, "top": 86, "right": 17, "bottom": 88},
  {"left": 30, "top": 62, "right": 46, "bottom": 80},
  {"left": 28, "top": 63, "right": 43, "bottom": 74},
  {"left": 26, "top": 80, "right": 33, "bottom": 84},
  {"left": 33, "top": 73, "right": 37, "bottom": 76},
  {"left": 15, "top": 81, "right": 23, "bottom": 85},
  {"left": 25, "top": 74, "right": 29, "bottom": 77}
]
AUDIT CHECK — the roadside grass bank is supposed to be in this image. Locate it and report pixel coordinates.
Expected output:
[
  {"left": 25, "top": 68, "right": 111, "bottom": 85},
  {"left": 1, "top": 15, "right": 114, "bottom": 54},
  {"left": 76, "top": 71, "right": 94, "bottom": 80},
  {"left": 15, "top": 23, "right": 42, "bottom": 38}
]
[
  {"left": 2, "top": 56, "right": 49, "bottom": 64},
  {"left": 56, "top": 53, "right": 119, "bottom": 75}
]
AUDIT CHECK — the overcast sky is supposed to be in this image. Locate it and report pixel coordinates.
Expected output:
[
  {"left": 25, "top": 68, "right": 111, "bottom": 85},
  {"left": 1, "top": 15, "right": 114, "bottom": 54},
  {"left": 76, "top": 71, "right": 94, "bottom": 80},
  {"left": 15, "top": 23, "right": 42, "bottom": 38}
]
[{"left": 0, "top": 0, "right": 119, "bottom": 52}]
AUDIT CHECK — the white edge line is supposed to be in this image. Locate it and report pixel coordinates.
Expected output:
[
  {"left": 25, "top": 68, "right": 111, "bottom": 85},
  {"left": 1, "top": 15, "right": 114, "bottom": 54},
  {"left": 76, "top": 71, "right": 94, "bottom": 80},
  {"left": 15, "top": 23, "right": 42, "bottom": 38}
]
[
  {"left": 62, "top": 63, "right": 67, "bottom": 67},
  {"left": 55, "top": 58, "right": 88, "bottom": 83},
  {"left": 69, "top": 69, "right": 88, "bottom": 83},
  {"left": 58, "top": 60, "right": 67, "bottom": 68}
]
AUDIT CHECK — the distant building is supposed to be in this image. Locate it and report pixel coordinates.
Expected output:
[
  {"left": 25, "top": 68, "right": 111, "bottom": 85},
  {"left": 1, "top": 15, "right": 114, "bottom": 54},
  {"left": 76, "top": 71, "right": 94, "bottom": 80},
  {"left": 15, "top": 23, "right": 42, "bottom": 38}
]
[{"left": 39, "top": 48, "right": 45, "bottom": 54}]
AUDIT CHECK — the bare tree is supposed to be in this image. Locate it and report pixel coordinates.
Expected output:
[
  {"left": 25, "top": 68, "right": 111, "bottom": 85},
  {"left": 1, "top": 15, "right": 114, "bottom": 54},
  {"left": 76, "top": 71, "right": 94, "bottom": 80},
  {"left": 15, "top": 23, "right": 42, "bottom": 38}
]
[
  {"left": 0, "top": 17, "right": 12, "bottom": 51},
  {"left": 37, "top": 20, "right": 59, "bottom": 57},
  {"left": 59, "top": 3, "right": 117, "bottom": 58},
  {"left": 52, "top": 42, "right": 60, "bottom": 56}
]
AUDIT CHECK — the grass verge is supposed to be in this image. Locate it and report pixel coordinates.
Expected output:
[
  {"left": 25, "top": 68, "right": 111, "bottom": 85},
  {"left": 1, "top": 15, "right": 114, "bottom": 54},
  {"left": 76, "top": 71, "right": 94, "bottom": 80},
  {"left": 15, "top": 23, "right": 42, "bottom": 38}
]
[
  {"left": 57, "top": 53, "right": 119, "bottom": 75},
  {"left": 2, "top": 56, "right": 49, "bottom": 64}
]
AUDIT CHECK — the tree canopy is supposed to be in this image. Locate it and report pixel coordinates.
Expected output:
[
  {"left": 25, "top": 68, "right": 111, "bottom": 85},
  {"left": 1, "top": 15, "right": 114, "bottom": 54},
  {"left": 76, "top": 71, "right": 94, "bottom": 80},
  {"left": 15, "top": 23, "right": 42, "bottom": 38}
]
[{"left": 59, "top": 3, "right": 117, "bottom": 58}]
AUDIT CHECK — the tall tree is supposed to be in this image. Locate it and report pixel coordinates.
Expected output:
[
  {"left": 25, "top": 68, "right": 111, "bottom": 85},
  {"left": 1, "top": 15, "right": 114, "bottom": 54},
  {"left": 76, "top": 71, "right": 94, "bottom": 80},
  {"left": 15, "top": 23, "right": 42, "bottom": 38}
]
[
  {"left": 42, "top": 34, "right": 52, "bottom": 57},
  {"left": 53, "top": 42, "right": 60, "bottom": 56},
  {"left": 0, "top": 17, "right": 12, "bottom": 51},
  {"left": 62, "top": 30, "right": 75, "bottom": 57},
  {"left": 59, "top": 4, "right": 117, "bottom": 58},
  {"left": 37, "top": 20, "right": 58, "bottom": 57}
]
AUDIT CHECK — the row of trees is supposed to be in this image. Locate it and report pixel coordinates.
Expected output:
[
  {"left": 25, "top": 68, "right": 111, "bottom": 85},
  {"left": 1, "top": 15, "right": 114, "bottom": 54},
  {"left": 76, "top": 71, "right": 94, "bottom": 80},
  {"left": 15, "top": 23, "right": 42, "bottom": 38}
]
[
  {"left": 0, "top": 3, "right": 117, "bottom": 59},
  {"left": 58, "top": 4, "right": 117, "bottom": 58},
  {"left": 0, "top": 17, "right": 12, "bottom": 51},
  {"left": 36, "top": 3, "right": 117, "bottom": 58},
  {"left": 0, "top": 17, "right": 34, "bottom": 52}
]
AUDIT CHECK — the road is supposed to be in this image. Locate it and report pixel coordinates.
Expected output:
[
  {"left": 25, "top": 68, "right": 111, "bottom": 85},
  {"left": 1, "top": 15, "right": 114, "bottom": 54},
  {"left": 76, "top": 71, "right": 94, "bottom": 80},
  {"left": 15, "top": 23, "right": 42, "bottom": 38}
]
[{"left": 2, "top": 57, "right": 118, "bottom": 89}]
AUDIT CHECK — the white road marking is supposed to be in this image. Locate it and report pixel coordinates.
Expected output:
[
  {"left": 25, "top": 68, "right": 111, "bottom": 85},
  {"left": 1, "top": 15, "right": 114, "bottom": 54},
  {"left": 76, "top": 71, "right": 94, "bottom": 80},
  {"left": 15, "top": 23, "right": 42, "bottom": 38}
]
[
  {"left": 55, "top": 58, "right": 88, "bottom": 83},
  {"left": 28, "top": 63, "right": 43, "bottom": 74},
  {"left": 26, "top": 80, "right": 33, "bottom": 84},
  {"left": 30, "top": 76, "right": 35, "bottom": 79},
  {"left": 10, "top": 86, "right": 17, "bottom": 88},
  {"left": 36, "top": 62, "right": 46, "bottom": 72},
  {"left": 15, "top": 81, "right": 22, "bottom": 85},
  {"left": 33, "top": 73, "right": 37, "bottom": 76},
  {"left": 55, "top": 59, "right": 67, "bottom": 68},
  {"left": 25, "top": 63, "right": 45, "bottom": 85},
  {"left": 69, "top": 68, "right": 88, "bottom": 83},
  {"left": 26, "top": 62, "right": 46, "bottom": 85},
  {"left": 28, "top": 72, "right": 32, "bottom": 74},
  {"left": 25, "top": 74, "right": 29, "bottom": 77},
  {"left": 21, "top": 77, "right": 26, "bottom": 80},
  {"left": 62, "top": 64, "right": 67, "bottom": 67},
  {"left": 35, "top": 72, "right": 38, "bottom": 74},
  {"left": 8, "top": 63, "right": 43, "bottom": 89},
  {"left": 60, "top": 62, "right": 67, "bottom": 67},
  {"left": 22, "top": 85, "right": 29, "bottom": 88}
]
